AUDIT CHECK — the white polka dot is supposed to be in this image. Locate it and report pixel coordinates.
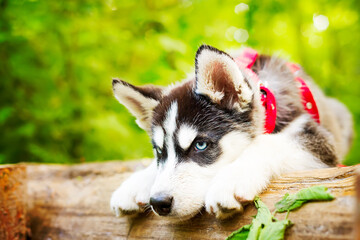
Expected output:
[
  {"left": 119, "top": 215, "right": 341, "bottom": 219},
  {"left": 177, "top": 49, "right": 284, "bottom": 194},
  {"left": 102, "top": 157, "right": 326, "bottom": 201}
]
[{"left": 306, "top": 102, "right": 313, "bottom": 110}]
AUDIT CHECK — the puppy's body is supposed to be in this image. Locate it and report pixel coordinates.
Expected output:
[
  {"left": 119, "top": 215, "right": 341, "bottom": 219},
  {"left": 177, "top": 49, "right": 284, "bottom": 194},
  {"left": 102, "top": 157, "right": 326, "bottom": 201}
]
[{"left": 110, "top": 45, "right": 353, "bottom": 220}]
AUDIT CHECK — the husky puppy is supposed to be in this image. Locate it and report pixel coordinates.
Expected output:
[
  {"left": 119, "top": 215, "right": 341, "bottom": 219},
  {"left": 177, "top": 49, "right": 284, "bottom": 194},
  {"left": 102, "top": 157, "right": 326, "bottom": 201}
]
[{"left": 110, "top": 45, "right": 353, "bottom": 220}]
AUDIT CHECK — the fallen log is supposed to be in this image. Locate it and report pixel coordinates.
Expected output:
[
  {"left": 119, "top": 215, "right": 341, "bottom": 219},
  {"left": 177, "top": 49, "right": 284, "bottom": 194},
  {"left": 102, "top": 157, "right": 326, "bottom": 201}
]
[
  {"left": 24, "top": 160, "right": 357, "bottom": 240},
  {"left": 0, "top": 164, "right": 27, "bottom": 240}
]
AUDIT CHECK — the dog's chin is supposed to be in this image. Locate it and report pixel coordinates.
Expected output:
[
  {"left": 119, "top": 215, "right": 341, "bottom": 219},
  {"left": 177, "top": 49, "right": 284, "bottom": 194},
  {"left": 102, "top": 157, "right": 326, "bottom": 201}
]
[{"left": 151, "top": 207, "right": 204, "bottom": 222}]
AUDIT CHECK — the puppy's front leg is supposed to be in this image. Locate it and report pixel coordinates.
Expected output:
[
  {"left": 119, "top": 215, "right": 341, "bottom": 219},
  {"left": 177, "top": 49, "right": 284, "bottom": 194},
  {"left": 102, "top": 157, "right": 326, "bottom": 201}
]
[
  {"left": 205, "top": 130, "right": 327, "bottom": 219},
  {"left": 110, "top": 160, "right": 157, "bottom": 217}
]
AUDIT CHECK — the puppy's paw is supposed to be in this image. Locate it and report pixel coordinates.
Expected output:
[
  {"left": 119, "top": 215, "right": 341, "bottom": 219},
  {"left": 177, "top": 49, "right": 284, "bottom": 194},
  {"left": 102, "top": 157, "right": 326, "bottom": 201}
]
[
  {"left": 110, "top": 184, "right": 149, "bottom": 217},
  {"left": 205, "top": 171, "right": 254, "bottom": 220},
  {"left": 110, "top": 161, "right": 157, "bottom": 217},
  {"left": 110, "top": 175, "right": 154, "bottom": 217},
  {"left": 205, "top": 185, "right": 245, "bottom": 219}
]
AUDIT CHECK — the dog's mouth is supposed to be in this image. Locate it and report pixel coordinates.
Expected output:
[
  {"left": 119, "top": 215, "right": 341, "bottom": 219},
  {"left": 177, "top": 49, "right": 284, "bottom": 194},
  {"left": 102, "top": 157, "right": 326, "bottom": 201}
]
[
  {"left": 149, "top": 198, "right": 204, "bottom": 221},
  {"left": 151, "top": 208, "right": 203, "bottom": 222}
]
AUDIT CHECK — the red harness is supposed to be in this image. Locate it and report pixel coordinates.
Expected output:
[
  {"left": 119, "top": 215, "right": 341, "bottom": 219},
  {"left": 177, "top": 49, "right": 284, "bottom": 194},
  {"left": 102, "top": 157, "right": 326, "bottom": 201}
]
[{"left": 235, "top": 48, "right": 320, "bottom": 134}]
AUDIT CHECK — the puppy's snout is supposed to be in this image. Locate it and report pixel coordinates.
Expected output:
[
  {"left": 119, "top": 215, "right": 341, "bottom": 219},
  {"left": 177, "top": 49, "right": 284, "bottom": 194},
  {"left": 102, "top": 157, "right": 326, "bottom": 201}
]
[{"left": 150, "top": 193, "right": 173, "bottom": 216}]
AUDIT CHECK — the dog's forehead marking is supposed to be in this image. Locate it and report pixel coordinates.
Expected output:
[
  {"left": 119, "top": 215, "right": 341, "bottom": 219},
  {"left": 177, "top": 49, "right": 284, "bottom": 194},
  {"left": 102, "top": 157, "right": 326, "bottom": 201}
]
[
  {"left": 164, "top": 101, "right": 178, "bottom": 136},
  {"left": 153, "top": 126, "right": 164, "bottom": 148},
  {"left": 178, "top": 124, "right": 198, "bottom": 150},
  {"left": 160, "top": 101, "right": 178, "bottom": 168}
]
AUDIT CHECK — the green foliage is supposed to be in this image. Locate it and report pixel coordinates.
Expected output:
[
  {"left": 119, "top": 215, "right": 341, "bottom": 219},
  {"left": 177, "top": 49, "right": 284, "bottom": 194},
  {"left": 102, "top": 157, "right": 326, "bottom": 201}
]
[
  {"left": 228, "top": 186, "right": 334, "bottom": 240},
  {"left": 226, "top": 224, "right": 251, "bottom": 240},
  {"left": 0, "top": 0, "right": 359, "bottom": 163},
  {"left": 227, "top": 197, "right": 292, "bottom": 240},
  {"left": 275, "top": 185, "right": 334, "bottom": 213},
  {"left": 258, "top": 220, "right": 292, "bottom": 240}
]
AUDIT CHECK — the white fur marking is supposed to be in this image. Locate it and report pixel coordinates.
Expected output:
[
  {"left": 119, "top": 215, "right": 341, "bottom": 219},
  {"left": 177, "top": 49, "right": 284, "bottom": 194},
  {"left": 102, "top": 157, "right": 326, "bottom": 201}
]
[
  {"left": 218, "top": 131, "right": 252, "bottom": 165},
  {"left": 150, "top": 102, "right": 179, "bottom": 206},
  {"left": 164, "top": 102, "right": 178, "bottom": 167},
  {"left": 153, "top": 126, "right": 164, "bottom": 148},
  {"left": 164, "top": 102, "right": 178, "bottom": 138},
  {"left": 178, "top": 124, "right": 198, "bottom": 150}
]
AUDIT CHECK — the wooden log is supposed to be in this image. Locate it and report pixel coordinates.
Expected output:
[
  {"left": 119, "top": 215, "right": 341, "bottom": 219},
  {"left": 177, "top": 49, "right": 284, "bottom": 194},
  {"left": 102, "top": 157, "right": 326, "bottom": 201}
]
[
  {"left": 25, "top": 160, "right": 358, "bottom": 240},
  {"left": 356, "top": 168, "right": 360, "bottom": 240},
  {"left": 0, "top": 164, "right": 27, "bottom": 240}
]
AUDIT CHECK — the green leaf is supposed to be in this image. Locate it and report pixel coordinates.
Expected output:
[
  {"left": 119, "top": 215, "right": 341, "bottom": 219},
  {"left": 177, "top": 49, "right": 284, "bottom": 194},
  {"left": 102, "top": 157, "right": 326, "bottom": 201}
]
[
  {"left": 258, "top": 220, "right": 292, "bottom": 240},
  {"left": 227, "top": 197, "right": 273, "bottom": 240},
  {"left": 275, "top": 185, "right": 334, "bottom": 213},
  {"left": 247, "top": 219, "right": 263, "bottom": 240},
  {"left": 247, "top": 197, "right": 273, "bottom": 240},
  {"left": 226, "top": 224, "right": 252, "bottom": 240},
  {"left": 253, "top": 196, "right": 272, "bottom": 224}
]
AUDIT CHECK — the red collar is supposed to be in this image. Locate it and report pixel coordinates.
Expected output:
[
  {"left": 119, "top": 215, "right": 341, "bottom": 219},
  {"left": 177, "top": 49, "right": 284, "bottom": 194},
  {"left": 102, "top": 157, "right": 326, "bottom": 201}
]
[{"left": 235, "top": 48, "right": 320, "bottom": 134}]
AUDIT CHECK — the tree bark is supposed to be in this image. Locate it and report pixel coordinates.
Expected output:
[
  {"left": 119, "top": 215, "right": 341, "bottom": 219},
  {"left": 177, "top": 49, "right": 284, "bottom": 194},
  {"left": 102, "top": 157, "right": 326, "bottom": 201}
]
[
  {"left": 0, "top": 164, "right": 27, "bottom": 240},
  {"left": 24, "top": 160, "right": 357, "bottom": 240}
]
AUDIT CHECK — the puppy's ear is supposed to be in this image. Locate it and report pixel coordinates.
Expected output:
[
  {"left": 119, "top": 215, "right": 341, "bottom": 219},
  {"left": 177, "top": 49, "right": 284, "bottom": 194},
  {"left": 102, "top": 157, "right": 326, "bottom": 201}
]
[
  {"left": 195, "top": 45, "right": 253, "bottom": 111},
  {"left": 112, "top": 79, "right": 162, "bottom": 132}
]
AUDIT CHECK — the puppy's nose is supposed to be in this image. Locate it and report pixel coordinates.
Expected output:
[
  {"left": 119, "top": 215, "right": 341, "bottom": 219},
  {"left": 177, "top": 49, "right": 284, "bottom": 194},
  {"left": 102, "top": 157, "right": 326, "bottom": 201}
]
[{"left": 150, "top": 193, "right": 173, "bottom": 216}]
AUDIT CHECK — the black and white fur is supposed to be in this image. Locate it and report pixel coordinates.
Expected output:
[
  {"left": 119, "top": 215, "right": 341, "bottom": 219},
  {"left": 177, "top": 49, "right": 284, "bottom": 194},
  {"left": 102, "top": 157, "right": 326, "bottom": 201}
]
[{"left": 110, "top": 45, "right": 353, "bottom": 220}]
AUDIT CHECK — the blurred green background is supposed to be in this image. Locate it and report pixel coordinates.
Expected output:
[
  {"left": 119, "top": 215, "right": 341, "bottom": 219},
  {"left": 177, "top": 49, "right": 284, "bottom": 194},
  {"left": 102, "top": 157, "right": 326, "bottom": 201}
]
[{"left": 0, "top": 0, "right": 359, "bottom": 165}]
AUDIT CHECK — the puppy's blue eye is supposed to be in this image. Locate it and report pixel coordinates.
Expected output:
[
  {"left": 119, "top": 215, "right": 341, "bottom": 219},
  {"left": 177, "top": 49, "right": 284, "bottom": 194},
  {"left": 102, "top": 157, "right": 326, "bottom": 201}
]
[
  {"left": 195, "top": 141, "right": 208, "bottom": 151},
  {"left": 155, "top": 147, "right": 162, "bottom": 155}
]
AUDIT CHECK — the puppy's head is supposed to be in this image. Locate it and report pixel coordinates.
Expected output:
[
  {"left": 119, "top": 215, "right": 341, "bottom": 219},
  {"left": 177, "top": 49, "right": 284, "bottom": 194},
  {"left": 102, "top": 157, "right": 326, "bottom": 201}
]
[{"left": 112, "top": 45, "right": 263, "bottom": 219}]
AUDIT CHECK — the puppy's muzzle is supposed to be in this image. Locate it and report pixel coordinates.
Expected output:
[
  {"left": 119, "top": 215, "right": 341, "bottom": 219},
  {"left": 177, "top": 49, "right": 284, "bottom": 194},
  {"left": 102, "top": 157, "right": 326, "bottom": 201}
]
[{"left": 150, "top": 193, "right": 173, "bottom": 216}]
